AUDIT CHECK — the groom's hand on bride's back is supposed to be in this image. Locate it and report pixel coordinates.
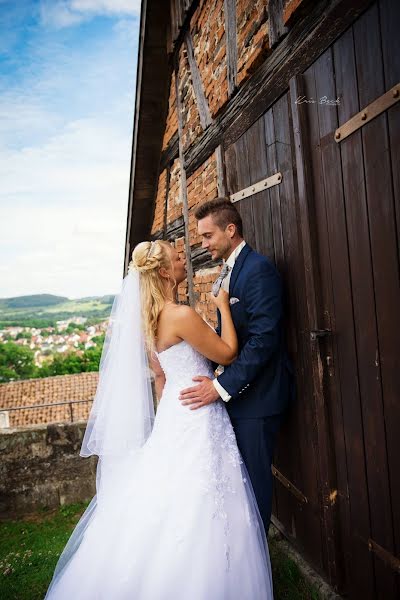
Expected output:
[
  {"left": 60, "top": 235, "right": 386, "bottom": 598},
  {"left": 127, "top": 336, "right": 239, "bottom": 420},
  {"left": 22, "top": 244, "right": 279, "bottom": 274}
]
[{"left": 179, "top": 376, "right": 220, "bottom": 410}]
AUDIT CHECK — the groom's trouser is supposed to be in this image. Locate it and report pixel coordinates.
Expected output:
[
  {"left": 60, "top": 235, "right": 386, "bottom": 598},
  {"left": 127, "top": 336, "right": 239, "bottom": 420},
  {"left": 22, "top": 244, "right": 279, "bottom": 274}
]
[{"left": 230, "top": 415, "right": 282, "bottom": 536}]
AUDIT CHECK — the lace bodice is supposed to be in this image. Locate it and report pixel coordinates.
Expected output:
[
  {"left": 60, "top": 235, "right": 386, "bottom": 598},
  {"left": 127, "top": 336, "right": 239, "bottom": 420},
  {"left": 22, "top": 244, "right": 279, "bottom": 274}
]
[{"left": 156, "top": 340, "right": 214, "bottom": 387}]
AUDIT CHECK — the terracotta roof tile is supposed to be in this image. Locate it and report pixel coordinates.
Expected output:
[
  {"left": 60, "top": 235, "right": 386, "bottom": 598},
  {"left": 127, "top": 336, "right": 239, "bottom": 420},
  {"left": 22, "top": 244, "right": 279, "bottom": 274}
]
[{"left": 0, "top": 372, "right": 98, "bottom": 427}]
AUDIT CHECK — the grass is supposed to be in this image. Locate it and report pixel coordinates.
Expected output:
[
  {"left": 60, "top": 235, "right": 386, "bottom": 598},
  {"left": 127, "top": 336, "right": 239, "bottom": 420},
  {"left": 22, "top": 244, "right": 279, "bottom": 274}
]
[
  {"left": 0, "top": 503, "right": 88, "bottom": 600},
  {"left": 269, "top": 538, "right": 321, "bottom": 600},
  {"left": 0, "top": 504, "right": 320, "bottom": 600}
]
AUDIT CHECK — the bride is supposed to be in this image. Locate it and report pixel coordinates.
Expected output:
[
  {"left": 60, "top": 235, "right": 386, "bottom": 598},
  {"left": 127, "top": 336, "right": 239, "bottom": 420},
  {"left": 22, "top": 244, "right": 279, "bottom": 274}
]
[{"left": 45, "top": 240, "right": 273, "bottom": 599}]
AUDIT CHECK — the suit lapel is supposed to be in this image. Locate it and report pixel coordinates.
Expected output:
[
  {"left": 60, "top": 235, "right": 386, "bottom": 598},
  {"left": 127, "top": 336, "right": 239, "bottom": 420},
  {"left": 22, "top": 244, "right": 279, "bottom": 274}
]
[{"left": 229, "top": 244, "right": 252, "bottom": 295}]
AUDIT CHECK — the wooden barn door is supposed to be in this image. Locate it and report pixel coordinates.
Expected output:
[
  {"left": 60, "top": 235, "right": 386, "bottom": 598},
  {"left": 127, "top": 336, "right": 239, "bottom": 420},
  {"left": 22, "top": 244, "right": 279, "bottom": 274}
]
[
  {"left": 223, "top": 0, "right": 399, "bottom": 596},
  {"left": 290, "top": 0, "right": 400, "bottom": 597},
  {"left": 223, "top": 94, "right": 336, "bottom": 581}
]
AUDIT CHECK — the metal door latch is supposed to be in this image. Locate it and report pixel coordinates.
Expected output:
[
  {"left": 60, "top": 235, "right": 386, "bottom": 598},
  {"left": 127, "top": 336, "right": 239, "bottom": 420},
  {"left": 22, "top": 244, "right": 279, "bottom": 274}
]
[{"left": 310, "top": 329, "right": 331, "bottom": 341}]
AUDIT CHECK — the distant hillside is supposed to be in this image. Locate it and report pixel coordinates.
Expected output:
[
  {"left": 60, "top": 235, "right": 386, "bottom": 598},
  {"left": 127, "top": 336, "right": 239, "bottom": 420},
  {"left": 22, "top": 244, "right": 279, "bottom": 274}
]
[
  {"left": 75, "top": 295, "right": 115, "bottom": 304},
  {"left": 0, "top": 294, "right": 69, "bottom": 309},
  {"left": 0, "top": 293, "right": 115, "bottom": 328}
]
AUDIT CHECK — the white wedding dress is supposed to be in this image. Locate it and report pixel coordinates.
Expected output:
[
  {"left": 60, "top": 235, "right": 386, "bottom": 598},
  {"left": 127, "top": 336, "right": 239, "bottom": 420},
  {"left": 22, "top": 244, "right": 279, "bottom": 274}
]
[{"left": 45, "top": 340, "right": 273, "bottom": 599}]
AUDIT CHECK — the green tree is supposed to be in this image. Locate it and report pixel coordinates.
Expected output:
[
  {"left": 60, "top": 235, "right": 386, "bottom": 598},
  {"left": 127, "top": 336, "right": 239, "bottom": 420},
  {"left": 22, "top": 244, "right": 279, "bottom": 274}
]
[
  {"left": 91, "top": 333, "right": 105, "bottom": 346},
  {"left": 65, "top": 323, "right": 86, "bottom": 334},
  {"left": 36, "top": 345, "right": 102, "bottom": 378},
  {"left": 38, "top": 353, "right": 83, "bottom": 377},
  {"left": 0, "top": 342, "right": 37, "bottom": 382},
  {"left": 80, "top": 346, "right": 102, "bottom": 371},
  {"left": 16, "top": 331, "right": 32, "bottom": 340}
]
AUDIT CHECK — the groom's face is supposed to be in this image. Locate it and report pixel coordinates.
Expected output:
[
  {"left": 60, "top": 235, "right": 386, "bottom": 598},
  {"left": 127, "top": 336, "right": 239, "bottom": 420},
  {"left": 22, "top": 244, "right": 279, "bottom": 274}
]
[{"left": 197, "top": 215, "right": 233, "bottom": 261}]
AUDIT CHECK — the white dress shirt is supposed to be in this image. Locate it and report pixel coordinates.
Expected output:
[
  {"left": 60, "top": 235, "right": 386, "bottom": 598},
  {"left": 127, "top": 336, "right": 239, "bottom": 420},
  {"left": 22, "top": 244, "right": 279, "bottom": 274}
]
[{"left": 212, "top": 240, "right": 247, "bottom": 402}]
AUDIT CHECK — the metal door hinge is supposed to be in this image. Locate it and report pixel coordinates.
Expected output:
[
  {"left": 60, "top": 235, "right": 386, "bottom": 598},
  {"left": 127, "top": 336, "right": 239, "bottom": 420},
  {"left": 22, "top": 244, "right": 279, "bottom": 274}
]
[
  {"left": 272, "top": 465, "right": 308, "bottom": 504},
  {"left": 310, "top": 329, "right": 331, "bottom": 341},
  {"left": 230, "top": 172, "right": 282, "bottom": 203},
  {"left": 334, "top": 83, "right": 400, "bottom": 143}
]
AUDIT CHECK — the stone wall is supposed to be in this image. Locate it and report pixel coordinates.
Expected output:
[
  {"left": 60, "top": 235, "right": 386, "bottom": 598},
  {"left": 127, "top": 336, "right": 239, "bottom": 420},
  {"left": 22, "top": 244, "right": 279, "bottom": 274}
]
[{"left": 0, "top": 422, "right": 97, "bottom": 519}]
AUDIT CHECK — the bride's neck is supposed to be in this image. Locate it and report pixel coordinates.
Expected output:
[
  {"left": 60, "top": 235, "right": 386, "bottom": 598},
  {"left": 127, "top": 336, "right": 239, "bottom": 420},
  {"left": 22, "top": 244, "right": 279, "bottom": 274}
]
[{"left": 162, "top": 282, "right": 176, "bottom": 304}]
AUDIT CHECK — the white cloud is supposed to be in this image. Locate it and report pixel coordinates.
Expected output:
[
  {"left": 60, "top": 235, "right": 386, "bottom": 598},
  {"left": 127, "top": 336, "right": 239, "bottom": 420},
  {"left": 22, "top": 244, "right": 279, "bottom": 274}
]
[
  {"left": 0, "top": 10, "right": 139, "bottom": 299},
  {"left": 0, "top": 116, "right": 130, "bottom": 298},
  {"left": 71, "top": 0, "right": 141, "bottom": 14},
  {"left": 39, "top": 0, "right": 141, "bottom": 29}
]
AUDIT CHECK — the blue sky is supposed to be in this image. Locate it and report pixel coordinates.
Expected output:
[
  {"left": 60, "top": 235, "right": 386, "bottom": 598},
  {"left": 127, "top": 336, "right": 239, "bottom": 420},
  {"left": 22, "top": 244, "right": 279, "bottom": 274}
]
[{"left": 0, "top": 0, "right": 141, "bottom": 298}]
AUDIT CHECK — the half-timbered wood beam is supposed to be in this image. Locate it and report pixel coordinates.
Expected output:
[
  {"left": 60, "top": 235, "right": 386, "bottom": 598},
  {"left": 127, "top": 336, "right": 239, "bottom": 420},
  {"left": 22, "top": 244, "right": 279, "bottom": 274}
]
[
  {"left": 224, "top": 0, "right": 238, "bottom": 96},
  {"left": 184, "top": 31, "right": 212, "bottom": 128},
  {"left": 175, "top": 66, "right": 195, "bottom": 306},
  {"left": 268, "top": 0, "right": 288, "bottom": 48},
  {"left": 160, "top": 131, "right": 179, "bottom": 170},
  {"left": 184, "top": 0, "right": 374, "bottom": 176},
  {"left": 215, "top": 145, "right": 227, "bottom": 196}
]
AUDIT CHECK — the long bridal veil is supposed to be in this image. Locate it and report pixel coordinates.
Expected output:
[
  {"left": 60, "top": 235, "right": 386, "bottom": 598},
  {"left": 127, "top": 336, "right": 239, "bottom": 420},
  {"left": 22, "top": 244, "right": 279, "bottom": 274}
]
[{"left": 45, "top": 268, "right": 155, "bottom": 597}]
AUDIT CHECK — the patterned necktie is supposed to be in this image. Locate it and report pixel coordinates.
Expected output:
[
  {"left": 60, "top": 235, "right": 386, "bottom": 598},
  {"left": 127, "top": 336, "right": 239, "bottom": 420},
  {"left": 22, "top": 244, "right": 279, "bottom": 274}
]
[{"left": 212, "top": 263, "right": 231, "bottom": 297}]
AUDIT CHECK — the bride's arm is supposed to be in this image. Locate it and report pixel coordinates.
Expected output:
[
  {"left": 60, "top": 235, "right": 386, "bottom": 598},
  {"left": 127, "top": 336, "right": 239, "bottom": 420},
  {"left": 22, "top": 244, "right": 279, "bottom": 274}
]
[
  {"left": 148, "top": 353, "right": 166, "bottom": 403},
  {"left": 170, "top": 290, "right": 238, "bottom": 366}
]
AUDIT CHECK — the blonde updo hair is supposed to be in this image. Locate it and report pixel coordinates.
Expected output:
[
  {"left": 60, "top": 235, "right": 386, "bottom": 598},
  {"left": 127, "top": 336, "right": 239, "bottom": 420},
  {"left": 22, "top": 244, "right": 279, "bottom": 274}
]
[{"left": 129, "top": 240, "right": 175, "bottom": 351}]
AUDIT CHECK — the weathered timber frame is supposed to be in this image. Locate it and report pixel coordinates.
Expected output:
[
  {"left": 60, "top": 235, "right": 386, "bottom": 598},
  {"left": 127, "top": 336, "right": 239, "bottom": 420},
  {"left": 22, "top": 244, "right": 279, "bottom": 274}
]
[
  {"left": 224, "top": 0, "right": 238, "bottom": 96},
  {"left": 184, "top": 31, "right": 212, "bottom": 128},
  {"left": 126, "top": 0, "right": 374, "bottom": 266},
  {"left": 175, "top": 60, "right": 195, "bottom": 305},
  {"left": 184, "top": 0, "right": 375, "bottom": 175}
]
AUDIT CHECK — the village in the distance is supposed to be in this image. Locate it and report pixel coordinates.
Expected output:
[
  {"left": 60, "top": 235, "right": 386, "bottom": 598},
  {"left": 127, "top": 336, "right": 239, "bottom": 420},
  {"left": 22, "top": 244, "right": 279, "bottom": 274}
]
[{"left": 0, "top": 293, "right": 113, "bottom": 382}]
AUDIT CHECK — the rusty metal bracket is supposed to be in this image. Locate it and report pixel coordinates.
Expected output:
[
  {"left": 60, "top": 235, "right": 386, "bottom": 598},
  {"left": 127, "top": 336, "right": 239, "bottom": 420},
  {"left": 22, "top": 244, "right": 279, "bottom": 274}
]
[
  {"left": 272, "top": 465, "right": 308, "bottom": 504},
  {"left": 334, "top": 83, "right": 400, "bottom": 143},
  {"left": 230, "top": 172, "right": 282, "bottom": 203},
  {"left": 367, "top": 538, "right": 400, "bottom": 574}
]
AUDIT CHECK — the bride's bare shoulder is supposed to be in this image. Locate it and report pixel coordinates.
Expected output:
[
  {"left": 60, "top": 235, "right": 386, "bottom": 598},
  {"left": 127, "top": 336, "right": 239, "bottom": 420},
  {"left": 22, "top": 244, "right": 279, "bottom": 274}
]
[{"left": 168, "top": 304, "right": 198, "bottom": 322}]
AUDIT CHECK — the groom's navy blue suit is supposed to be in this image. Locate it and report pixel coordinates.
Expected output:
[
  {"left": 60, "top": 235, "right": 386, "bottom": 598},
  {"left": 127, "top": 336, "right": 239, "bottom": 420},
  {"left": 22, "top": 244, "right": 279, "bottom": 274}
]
[{"left": 215, "top": 244, "right": 293, "bottom": 533}]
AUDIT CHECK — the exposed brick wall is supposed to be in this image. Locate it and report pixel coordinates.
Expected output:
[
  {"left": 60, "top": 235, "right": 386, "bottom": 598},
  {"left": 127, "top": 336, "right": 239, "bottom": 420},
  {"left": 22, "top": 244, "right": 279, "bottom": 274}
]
[
  {"left": 193, "top": 267, "right": 220, "bottom": 327},
  {"left": 148, "top": 0, "right": 279, "bottom": 325},
  {"left": 178, "top": 44, "right": 203, "bottom": 152},
  {"left": 0, "top": 372, "right": 97, "bottom": 428},
  {"left": 283, "top": 0, "right": 308, "bottom": 25},
  {"left": 166, "top": 158, "right": 183, "bottom": 225},
  {"left": 151, "top": 168, "right": 167, "bottom": 235},
  {"left": 237, "top": 0, "right": 269, "bottom": 86},
  {"left": 162, "top": 71, "right": 178, "bottom": 150},
  {"left": 187, "top": 153, "right": 219, "bottom": 246},
  {"left": 190, "top": 0, "right": 228, "bottom": 118}
]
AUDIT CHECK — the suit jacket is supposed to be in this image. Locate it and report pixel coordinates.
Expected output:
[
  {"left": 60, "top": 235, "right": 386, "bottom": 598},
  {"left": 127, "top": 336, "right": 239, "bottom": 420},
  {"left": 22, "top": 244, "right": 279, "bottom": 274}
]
[{"left": 216, "top": 244, "right": 293, "bottom": 419}]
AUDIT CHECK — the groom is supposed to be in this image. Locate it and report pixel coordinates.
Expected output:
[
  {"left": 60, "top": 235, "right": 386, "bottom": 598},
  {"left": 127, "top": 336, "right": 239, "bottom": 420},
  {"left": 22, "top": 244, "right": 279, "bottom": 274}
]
[{"left": 179, "top": 197, "right": 293, "bottom": 534}]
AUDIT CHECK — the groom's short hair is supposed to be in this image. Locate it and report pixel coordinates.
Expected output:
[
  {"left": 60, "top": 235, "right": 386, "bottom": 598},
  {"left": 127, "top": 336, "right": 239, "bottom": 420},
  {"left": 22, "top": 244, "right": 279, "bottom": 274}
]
[{"left": 194, "top": 197, "right": 243, "bottom": 237}]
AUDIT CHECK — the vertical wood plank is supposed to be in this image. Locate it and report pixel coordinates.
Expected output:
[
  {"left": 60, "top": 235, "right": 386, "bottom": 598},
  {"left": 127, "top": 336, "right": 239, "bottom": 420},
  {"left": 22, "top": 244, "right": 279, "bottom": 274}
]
[
  {"left": 244, "top": 117, "right": 274, "bottom": 259},
  {"left": 175, "top": 65, "right": 195, "bottom": 305},
  {"left": 353, "top": 4, "right": 398, "bottom": 595},
  {"left": 225, "top": 134, "right": 257, "bottom": 248},
  {"left": 312, "top": 44, "right": 360, "bottom": 594},
  {"left": 272, "top": 91, "right": 323, "bottom": 565},
  {"left": 264, "top": 109, "right": 285, "bottom": 270},
  {"left": 378, "top": 0, "right": 400, "bottom": 580},
  {"left": 215, "top": 145, "right": 227, "bottom": 196},
  {"left": 224, "top": 0, "right": 238, "bottom": 96},
  {"left": 224, "top": 142, "right": 239, "bottom": 195},
  {"left": 290, "top": 73, "right": 338, "bottom": 584},
  {"left": 163, "top": 164, "right": 171, "bottom": 237},
  {"left": 268, "top": 0, "right": 288, "bottom": 48}
]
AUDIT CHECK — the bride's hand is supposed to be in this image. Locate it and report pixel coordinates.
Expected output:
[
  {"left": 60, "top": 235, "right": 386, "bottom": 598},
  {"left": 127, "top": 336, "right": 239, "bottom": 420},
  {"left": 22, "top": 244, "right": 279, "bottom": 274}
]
[{"left": 210, "top": 288, "right": 230, "bottom": 310}]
